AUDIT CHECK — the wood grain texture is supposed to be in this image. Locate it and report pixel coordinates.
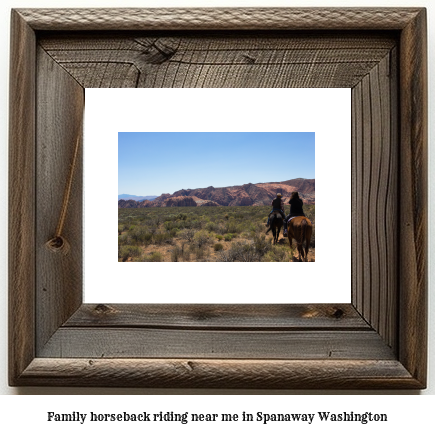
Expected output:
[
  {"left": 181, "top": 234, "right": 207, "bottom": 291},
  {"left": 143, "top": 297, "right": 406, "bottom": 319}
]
[
  {"left": 8, "top": 8, "right": 427, "bottom": 388},
  {"left": 17, "top": 358, "right": 420, "bottom": 389},
  {"left": 35, "top": 48, "right": 84, "bottom": 353},
  {"left": 8, "top": 10, "right": 36, "bottom": 386},
  {"left": 398, "top": 9, "right": 428, "bottom": 386},
  {"left": 39, "top": 328, "right": 395, "bottom": 360},
  {"left": 351, "top": 78, "right": 362, "bottom": 313},
  {"left": 351, "top": 51, "right": 398, "bottom": 351},
  {"left": 39, "top": 33, "right": 396, "bottom": 89},
  {"left": 16, "top": 8, "right": 422, "bottom": 31},
  {"left": 65, "top": 304, "right": 369, "bottom": 330},
  {"left": 383, "top": 47, "right": 399, "bottom": 350}
]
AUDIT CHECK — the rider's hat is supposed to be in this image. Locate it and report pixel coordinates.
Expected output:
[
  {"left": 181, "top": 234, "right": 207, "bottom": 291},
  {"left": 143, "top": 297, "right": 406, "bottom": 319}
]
[{"left": 277, "top": 193, "right": 282, "bottom": 197}]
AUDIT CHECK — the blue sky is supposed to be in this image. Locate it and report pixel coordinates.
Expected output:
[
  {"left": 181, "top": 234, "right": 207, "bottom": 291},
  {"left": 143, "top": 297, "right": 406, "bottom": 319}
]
[{"left": 118, "top": 132, "right": 315, "bottom": 196}]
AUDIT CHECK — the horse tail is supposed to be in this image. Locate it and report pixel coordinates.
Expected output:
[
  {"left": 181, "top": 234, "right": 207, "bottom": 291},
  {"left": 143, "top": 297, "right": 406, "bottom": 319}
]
[{"left": 300, "top": 218, "right": 307, "bottom": 244}]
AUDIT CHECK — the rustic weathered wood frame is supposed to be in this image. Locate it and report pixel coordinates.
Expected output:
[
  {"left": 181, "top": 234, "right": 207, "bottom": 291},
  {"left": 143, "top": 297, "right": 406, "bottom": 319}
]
[{"left": 9, "top": 8, "right": 427, "bottom": 388}]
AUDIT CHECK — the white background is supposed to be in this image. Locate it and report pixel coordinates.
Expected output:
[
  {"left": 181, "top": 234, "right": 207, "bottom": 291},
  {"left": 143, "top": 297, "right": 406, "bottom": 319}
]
[
  {"left": 0, "top": 0, "right": 434, "bottom": 426},
  {"left": 85, "top": 88, "right": 351, "bottom": 303}
]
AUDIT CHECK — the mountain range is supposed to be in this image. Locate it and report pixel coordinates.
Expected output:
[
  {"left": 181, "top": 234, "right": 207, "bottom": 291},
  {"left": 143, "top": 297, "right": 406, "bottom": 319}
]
[
  {"left": 118, "top": 194, "right": 158, "bottom": 202},
  {"left": 118, "top": 178, "right": 314, "bottom": 208}
]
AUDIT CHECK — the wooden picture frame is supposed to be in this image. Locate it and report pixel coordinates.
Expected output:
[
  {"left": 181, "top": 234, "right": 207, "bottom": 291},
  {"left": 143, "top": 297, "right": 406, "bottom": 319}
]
[{"left": 9, "top": 8, "right": 427, "bottom": 389}]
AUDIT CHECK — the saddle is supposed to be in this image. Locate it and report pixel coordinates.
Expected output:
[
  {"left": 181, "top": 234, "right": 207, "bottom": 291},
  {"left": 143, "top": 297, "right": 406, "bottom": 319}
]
[{"left": 271, "top": 210, "right": 283, "bottom": 217}]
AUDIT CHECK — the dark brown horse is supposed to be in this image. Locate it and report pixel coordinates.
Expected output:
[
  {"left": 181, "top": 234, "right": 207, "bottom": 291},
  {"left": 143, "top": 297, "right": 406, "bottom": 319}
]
[
  {"left": 266, "top": 211, "right": 283, "bottom": 245},
  {"left": 287, "top": 216, "right": 312, "bottom": 261}
]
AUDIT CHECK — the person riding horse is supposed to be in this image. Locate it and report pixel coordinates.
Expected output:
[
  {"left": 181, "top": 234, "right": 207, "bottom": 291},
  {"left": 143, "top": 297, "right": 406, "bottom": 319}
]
[
  {"left": 266, "top": 193, "right": 286, "bottom": 227},
  {"left": 283, "top": 191, "right": 305, "bottom": 236}
]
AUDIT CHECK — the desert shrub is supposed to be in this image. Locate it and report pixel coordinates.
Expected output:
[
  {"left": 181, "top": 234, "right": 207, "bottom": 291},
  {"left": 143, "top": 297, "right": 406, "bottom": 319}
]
[
  {"left": 179, "top": 228, "right": 195, "bottom": 243},
  {"left": 225, "top": 219, "right": 238, "bottom": 234},
  {"left": 262, "top": 245, "right": 291, "bottom": 262},
  {"left": 141, "top": 251, "right": 164, "bottom": 262},
  {"left": 205, "top": 221, "right": 217, "bottom": 232},
  {"left": 217, "top": 250, "right": 237, "bottom": 262},
  {"left": 169, "top": 228, "right": 179, "bottom": 238},
  {"left": 224, "top": 233, "right": 234, "bottom": 242},
  {"left": 215, "top": 234, "right": 223, "bottom": 241},
  {"left": 305, "top": 205, "right": 315, "bottom": 223},
  {"left": 118, "top": 234, "right": 131, "bottom": 246},
  {"left": 309, "top": 226, "right": 315, "bottom": 248},
  {"left": 214, "top": 243, "right": 224, "bottom": 252},
  {"left": 255, "top": 221, "right": 266, "bottom": 234},
  {"left": 153, "top": 232, "right": 172, "bottom": 245},
  {"left": 252, "top": 234, "right": 270, "bottom": 257},
  {"left": 188, "top": 246, "right": 209, "bottom": 261},
  {"left": 147, "top": 222, "right": 158, "bottom": 234},
  {"left": 188, "top": 219, "right": 202, "bottom": 229},
  {"left": 228, "top": 240, "right": 261, "bottom": 262},
  {"left": 195, "top": 247, "right": 206, "bottom": 260},
  {"left": 118, "top": 245, "right": 141, "bottom": 262},
  {"left": 153, "top": 215, "right": 162, "bottom": 226},
  {"left": 235, "top": 223, "right": 244, "bottom": 234},
  {"left": 215, "top": 224, "right": 227, "bottom": 235},
  {"left": 171, "top": 246, "right": 182, "bottom": 262},
  {"left": 161, "top": 214, "right": 172, "bottom": 223},
  {"left": 163, "top": 220, "right": 175, "bottom": 231},
  {"left": 193, "top": 230, "right": 211, "bottom": 248},
  {"left": 179, "top": 219, "right": 191, "bottom": 229},
  {"left": 130, "top": 227, "right": 153, "bottom": 245},
  {"left": 180, "top": 243, "right": 191, "bottom": 261},
  {"left": 242, "top": 222, "right": 256, "bottom": 233}
]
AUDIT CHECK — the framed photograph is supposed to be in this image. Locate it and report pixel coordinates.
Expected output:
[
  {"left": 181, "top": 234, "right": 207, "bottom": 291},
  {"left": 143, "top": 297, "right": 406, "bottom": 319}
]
[{"left": 9, "top": 8, "right": 427, "bottom": 388}]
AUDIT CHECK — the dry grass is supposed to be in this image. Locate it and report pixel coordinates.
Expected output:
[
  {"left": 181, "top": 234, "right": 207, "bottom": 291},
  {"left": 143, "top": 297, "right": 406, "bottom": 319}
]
[{"left": 118, "top": 205, "right": 315, "bottom": 262}]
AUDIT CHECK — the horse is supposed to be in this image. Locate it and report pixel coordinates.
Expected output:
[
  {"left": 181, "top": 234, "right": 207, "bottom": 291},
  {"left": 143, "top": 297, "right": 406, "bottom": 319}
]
[
  {"left": 287, "top": 216, "right": 312, "bottom": 261},
  {"left": 266, "top": 211, "right": 283, "bottom": 245}
]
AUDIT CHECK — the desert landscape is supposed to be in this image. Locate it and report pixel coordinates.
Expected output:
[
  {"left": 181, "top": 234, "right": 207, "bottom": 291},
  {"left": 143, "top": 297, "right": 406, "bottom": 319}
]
[{"left": 118, "top": 178, "right": 315, "bottom": 262}]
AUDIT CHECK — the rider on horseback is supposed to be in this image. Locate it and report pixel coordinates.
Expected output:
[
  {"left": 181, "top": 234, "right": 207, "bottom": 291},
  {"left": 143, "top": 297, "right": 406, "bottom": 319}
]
[
  {"left": 266, "top": 193, "right": 286, "bottom": 227},
  {"left": 283, "top": 191, "right": 305, "bottom": 236}
]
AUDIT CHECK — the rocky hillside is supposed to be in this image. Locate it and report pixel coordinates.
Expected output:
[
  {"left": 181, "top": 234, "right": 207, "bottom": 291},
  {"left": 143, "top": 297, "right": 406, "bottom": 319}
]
[
  {"left": 118, "top": 178, "right": 315, "bottom": 208},
  {"left": 164, "top": 196, "right": 197, "bottom": 207}
]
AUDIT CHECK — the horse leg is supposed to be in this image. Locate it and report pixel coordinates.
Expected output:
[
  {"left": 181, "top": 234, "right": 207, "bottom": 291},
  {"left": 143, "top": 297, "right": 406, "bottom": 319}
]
[
  {"left": 297, "top": 244, "right": 302, "bottom": 261},
  {"left": 305, "top": 225, "right": 312, "bottom": 262},
  {"left": 303, "top": 240, "right": 308, "bottom": 262},
  {"left": 301, "top": 238, "right": 307, "bottom": 262}
]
